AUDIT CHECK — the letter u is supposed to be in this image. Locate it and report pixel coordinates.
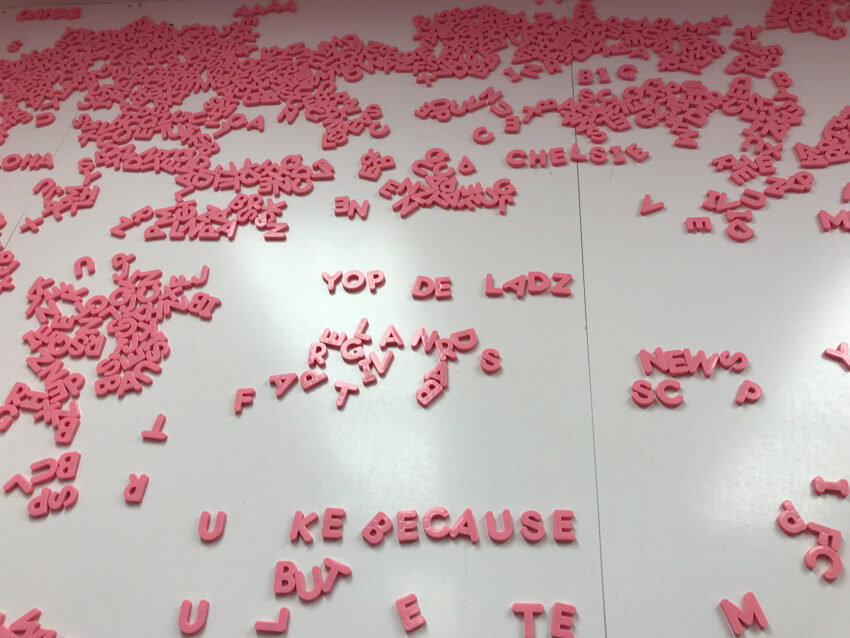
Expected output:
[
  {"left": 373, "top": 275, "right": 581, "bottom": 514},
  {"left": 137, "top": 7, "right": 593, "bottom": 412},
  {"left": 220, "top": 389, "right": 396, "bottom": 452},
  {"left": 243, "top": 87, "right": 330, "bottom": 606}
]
[
  {"left": 485, "top": 509, "right": 514, "bottom": 543},
  {"left": 295, "top": 566, "right": 324, "bottom": 602},
  {"left": 198, "top": 511, "right": 227, "bottom": 543},
  {"left": 178, "top": 599, "right": 208, "bottom": 635}
]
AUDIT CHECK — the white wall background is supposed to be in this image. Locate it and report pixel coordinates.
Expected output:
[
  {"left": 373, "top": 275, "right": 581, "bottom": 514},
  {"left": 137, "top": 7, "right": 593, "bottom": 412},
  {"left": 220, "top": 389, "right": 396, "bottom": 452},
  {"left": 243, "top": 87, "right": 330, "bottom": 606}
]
[{"left": 0, "top": 0, "right": 848, "bottom": 637}]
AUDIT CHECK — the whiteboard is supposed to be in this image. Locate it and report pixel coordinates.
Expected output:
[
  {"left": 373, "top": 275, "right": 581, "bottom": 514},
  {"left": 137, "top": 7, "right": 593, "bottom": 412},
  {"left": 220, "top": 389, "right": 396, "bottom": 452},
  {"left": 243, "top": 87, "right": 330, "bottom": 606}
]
[{"left": 0, "top": 0, "right": 848, "bottom": 636}]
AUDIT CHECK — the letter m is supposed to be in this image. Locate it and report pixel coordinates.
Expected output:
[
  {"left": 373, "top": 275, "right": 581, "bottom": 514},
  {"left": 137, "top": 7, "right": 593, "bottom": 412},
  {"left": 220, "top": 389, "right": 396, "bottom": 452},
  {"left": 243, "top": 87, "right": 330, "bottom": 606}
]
[
  {"left": 719, "top": 592, "right": 768, "bottom": 636},
  {"left": 818, "top": 209, "right": 850, "bottom": 232}
]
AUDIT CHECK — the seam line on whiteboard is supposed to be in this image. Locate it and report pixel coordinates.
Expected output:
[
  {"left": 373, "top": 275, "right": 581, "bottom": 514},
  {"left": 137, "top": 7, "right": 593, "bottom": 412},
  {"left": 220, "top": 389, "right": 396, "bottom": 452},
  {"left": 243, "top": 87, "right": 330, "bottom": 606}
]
[
  {"left": 570, "top": 44, "right": 609, "bottom": 638},
  {"left": 3, "top": 200, "right": 32, "bottom": 252},
  {"left": 3, "top": 114, "right": 76, "bottom": 250}
]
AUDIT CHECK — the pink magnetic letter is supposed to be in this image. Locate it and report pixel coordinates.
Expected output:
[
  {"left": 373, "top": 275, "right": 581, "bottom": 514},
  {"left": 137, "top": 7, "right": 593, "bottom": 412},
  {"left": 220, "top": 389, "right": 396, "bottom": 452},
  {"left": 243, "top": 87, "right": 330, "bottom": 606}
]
[
  {"left": 512, "top": 602, "right": 544, "bottom": 638},
  {"left": 234, "top": 388, "right": 255, "bottom": 414},
  {"left": 735, "top": 380, "right": 762, "bottom": 406},
  {"left": 198, "top": 511, "right": 227, "bottom": 543},
  {"left": 719, "top": 593, "right": 768, "bottom": 637},
  {"left": 178, "top": 599, "right": 209, "bottom": 636},
  {"left": 396, "top": 594, "right": 426, "bottom": 632},
  {"left": 124, "top": 473, "right": 148, "bottom": 504}
]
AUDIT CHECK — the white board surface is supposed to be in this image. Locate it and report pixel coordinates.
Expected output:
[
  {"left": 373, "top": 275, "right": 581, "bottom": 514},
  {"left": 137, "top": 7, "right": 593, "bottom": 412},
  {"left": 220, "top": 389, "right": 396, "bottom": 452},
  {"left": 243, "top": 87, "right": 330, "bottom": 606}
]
[{"left": 0, "top": 1, "right": 848, "bottom": 636}]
